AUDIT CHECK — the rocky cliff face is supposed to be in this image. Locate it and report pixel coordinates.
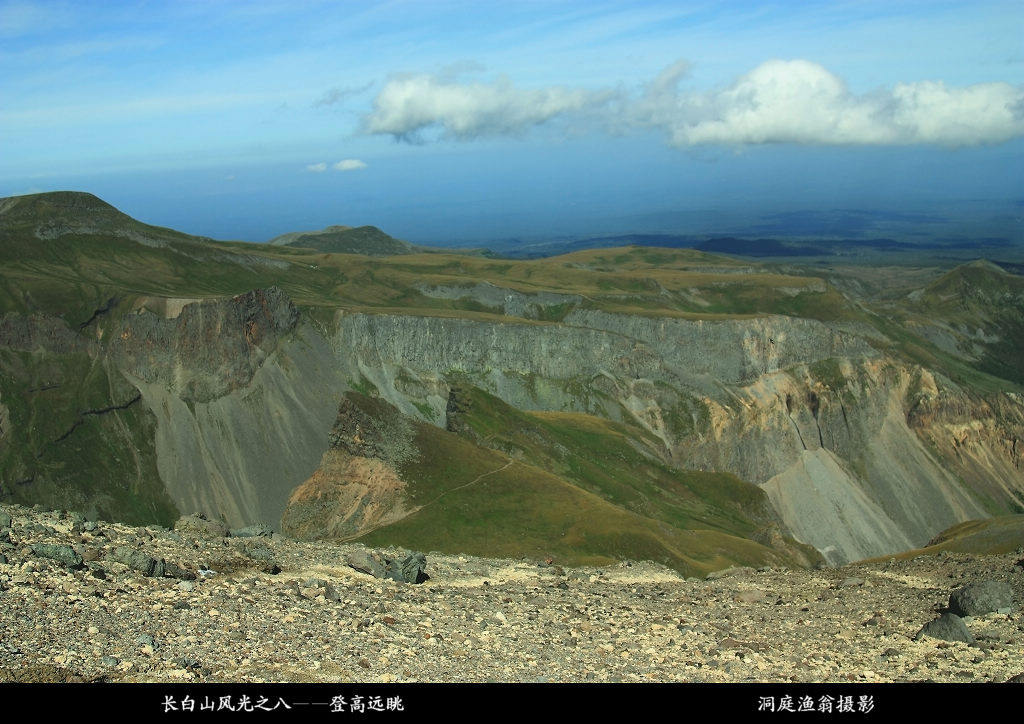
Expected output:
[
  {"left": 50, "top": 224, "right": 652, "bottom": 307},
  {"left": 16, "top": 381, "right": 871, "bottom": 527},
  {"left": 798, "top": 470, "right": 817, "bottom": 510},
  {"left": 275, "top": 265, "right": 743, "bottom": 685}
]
[
  {"left": 104, "top": 289, "right": 346, "bottom": 528},
  {"left": 322, "top": 309, "right": 1022, "bottom": 564},
  {"left": 114, "top": 287, "right": 300, "bottom": 402},
  {"left": 281, "top": 396, "right": 417, "bottom": 541},
  {"left": 330, "top": 309, "right": 875, "bottom": 425},
  {"left": 907, "top": 390, "right": 1024, "bottom": 510},
  {"left": 678, "top": 361, "right": 993, "bottom": 563},
  {"left": 560, "top": 310, "right": 876, "bottom": 385},
  {"left": 122, "top": 297, "right": 1016, "bottom": 565},
  {"left": 4, "top": 283, "right": 1022, "bottom": 567}
]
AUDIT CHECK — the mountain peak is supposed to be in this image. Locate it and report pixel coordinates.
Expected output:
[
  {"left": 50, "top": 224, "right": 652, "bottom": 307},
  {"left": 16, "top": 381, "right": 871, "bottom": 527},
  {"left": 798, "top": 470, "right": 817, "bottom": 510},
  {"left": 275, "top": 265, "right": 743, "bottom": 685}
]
[
  {"left": 0, "top": 190, "right": 201, "bottom": 250},
  {"left": 268, "top": 224, "right": 416, "bottom": 257},
  {"left": 0, "top": 190, "right": 120, "bottom": 218}
]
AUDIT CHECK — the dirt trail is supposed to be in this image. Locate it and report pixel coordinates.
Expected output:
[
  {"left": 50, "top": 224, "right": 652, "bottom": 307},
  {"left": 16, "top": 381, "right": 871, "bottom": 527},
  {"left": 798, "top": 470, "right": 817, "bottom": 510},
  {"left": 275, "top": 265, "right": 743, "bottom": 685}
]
[{"left": 335, "top": 460, "right": 516, "bottom": 542}]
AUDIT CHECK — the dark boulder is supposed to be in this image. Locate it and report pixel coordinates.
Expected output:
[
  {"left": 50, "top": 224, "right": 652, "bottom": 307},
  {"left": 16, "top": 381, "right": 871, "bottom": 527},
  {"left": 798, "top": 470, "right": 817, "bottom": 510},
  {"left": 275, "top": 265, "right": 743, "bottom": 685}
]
[
  {"left": 30, "top": 543, "right": 83, "bottom": 569},
  {"left": 386, "top": 552, "right": 429, "bottom": 584},
  {"left": 109, "top": 546, "right": 165, "bottom": 577},
  {"left": 240, "top": 539, "right": 280, "bottom": 574},
  {"left": 163, "top": 561, "right": 196, "bottom": 581},
  {"left": 949, "top": 580, "right": 1015, "bottom": 616},
  {"left": 915, "top": 613, "right": 975, "bottom": 644}
]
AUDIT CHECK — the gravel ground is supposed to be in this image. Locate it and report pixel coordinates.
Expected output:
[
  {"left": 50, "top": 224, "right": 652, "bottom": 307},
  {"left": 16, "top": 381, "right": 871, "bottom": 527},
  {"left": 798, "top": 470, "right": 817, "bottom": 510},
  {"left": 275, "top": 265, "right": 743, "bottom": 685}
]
[{"left": 1, "top": 504, "right": 1022, "bottom": 684}]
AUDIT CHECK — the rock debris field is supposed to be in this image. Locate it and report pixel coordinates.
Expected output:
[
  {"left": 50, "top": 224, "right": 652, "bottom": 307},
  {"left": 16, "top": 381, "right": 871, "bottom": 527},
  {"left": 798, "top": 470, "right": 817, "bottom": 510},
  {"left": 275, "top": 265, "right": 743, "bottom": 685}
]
[{"left": 1, "top": 504, "right": 1022, "bottom": 684}]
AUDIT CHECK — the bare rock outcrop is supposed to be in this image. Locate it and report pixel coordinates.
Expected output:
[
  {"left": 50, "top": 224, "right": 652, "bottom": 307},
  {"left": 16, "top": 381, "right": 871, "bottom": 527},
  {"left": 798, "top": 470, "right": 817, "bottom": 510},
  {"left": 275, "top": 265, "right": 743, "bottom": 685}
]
[
  {"left": 281, "top": 396, "right": 416, "bottom": 540},
  {"left": 114, "top": 287, "right": 299, "bottom": 402}
]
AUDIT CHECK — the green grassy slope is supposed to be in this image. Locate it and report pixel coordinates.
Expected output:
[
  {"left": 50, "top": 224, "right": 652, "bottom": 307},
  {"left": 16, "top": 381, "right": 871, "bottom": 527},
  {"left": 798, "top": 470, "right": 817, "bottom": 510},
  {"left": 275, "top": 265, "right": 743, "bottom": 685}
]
[
  {"left": 922, "top": 262, "right": 1024, "bottom": 386},
  {"left": 347, "top": 391, "right": 821, "bottom": 576},
  {"left": 896, "top": 260, "right": 1024, "bottom": 388},
  {"left": 447, "top": 385, "right": 780, "bottom": 538},
  {"left": 0, "top": 338, "right": 177, "bottom": 524},
  {"left": 859, "top": 515, "right": 1024, "bottom": 561}
]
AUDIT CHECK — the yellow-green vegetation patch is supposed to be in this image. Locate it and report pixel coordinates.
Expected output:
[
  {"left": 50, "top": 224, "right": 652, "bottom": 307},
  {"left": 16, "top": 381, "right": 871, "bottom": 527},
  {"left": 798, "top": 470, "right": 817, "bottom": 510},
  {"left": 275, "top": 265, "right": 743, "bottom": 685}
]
[
  {"left": 338, "top": 390, "right": 806, "bottom": 576},
  {"left": 859, "top": 515, "right": 1024, "bottom": 561},
  {"left": 809, "top": 358, "right": 848, "bottom": 391}
]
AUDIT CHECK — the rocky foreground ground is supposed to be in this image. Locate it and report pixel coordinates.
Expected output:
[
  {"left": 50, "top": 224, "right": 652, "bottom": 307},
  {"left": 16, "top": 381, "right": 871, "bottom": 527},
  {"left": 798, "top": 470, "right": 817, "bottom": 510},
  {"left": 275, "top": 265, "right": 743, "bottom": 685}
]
[{"left": 0, "top": 503, "right": 1022, "bottom": 684}]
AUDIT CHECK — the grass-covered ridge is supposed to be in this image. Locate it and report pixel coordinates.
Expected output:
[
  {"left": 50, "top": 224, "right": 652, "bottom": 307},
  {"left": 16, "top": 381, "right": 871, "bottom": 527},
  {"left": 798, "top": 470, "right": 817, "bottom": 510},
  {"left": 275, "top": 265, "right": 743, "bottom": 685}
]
[
  {"left": 0, "top": 192, "right": 864, "bottom": 326},
  {"left": 339, "top": 390, "right": 821, "bottom": 577},
  {"left": 859, "top": 515, "right": 1024, "bottom": 561},
  {"left": 268, "top": 224, "right": 418, "bottom": 256}
]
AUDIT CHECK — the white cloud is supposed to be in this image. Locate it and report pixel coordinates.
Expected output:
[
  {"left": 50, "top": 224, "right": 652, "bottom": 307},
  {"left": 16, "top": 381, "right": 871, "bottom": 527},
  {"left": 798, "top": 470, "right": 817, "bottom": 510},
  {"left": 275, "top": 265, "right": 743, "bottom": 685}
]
[
  {"left": 362, "top": 59, "right": 1024, "bottom": 148},
  {"left": 333, "top": 159, "right": 367, "bottom": 171},
  {"left": 363, "top": 72, "right": 610, "bottom": 140},
  {"left": 637, "top": 59, "right": 1024, "bottom": 147},
  {"left": 306, "top": 162, "right": 327, "bottom": 172},
  {"left": 887, "top": 79, "right": 1024, "bottom": 146}
]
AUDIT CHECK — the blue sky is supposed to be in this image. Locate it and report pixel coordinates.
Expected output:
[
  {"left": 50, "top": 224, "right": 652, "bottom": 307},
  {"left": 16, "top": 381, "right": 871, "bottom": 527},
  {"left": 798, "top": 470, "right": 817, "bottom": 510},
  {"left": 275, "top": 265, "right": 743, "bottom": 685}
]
[{"left": 1, "top": 0, "right": 1022, "bottom": 244}]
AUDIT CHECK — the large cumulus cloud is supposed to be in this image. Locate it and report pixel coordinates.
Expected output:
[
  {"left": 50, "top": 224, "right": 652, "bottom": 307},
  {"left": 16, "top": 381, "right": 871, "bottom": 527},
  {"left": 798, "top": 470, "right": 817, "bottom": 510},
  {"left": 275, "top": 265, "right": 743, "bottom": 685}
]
[
  {"left": 362, "top": 59, "right": 1024, "bottom": 148},
  {"left": 362, "top": 73, "right": 611, "bottom": 141},
  {"left": 637, "top": 59, "right": 1024, "bottom": 147}
]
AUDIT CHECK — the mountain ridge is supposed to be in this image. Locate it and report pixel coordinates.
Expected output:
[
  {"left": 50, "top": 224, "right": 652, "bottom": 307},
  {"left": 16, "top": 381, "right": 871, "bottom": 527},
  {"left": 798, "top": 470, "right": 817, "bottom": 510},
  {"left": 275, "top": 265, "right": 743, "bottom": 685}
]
[{"left": 268, "top": 223, "right": 419, "bottom": 256}]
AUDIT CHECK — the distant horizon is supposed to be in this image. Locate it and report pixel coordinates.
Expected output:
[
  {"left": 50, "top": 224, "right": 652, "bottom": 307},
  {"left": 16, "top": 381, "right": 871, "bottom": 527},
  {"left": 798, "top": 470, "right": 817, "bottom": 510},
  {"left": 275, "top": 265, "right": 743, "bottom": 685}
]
[
  {"left": 2, "top": 1, "right": 1022, "bottom": 246},
  {"left": 6, "top": 186, "right": 1022, "bottom": 254}
]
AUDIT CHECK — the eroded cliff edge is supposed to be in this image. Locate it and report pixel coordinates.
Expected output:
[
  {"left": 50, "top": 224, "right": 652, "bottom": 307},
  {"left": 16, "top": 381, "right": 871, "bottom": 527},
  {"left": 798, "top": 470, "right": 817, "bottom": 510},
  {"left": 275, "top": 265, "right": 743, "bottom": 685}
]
[{"left": 3, "top": 286, "right": 1022, "bottom": 568}]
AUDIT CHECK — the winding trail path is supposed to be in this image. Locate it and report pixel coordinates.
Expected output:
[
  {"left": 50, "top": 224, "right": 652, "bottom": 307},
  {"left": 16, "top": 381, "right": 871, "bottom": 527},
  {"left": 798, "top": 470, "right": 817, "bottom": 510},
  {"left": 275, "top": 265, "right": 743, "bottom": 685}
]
[{"left": 420, "top": 459, "right": 516, "bottom": 508}]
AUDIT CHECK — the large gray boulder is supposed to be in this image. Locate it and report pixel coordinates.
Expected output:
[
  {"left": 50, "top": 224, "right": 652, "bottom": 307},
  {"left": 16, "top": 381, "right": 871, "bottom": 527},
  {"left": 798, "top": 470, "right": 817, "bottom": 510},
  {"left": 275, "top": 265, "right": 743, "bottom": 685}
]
[
  {"left": 949, "top": 581, "right": 1015, "bottom": 617},
  {"left": 174, "top": 513, "right": 229, "bottom": 540},
  {"left": 346, "top": 549, "right": 387, "bottom": 579},
  {"left": 387, "top": 552, "right": 429, "bottom": 584},
  {"left": 109, "top": 546, "right": 165, "bottom": 577},
  {"left": 915, "top": 613, "right": 975, "bottom": 644},
  {"left": 30, "top": 543, "right": 83, "bottom": 569},
  {"left": 347, "top": 549, "right": 428, "bottom": 584}
]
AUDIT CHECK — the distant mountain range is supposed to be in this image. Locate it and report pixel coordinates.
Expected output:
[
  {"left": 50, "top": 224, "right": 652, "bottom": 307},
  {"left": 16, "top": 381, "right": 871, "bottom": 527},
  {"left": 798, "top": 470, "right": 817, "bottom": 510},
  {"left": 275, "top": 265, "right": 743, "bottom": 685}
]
[{"left": 480, "top": 232, "right": 1021, "bottom": 260}]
